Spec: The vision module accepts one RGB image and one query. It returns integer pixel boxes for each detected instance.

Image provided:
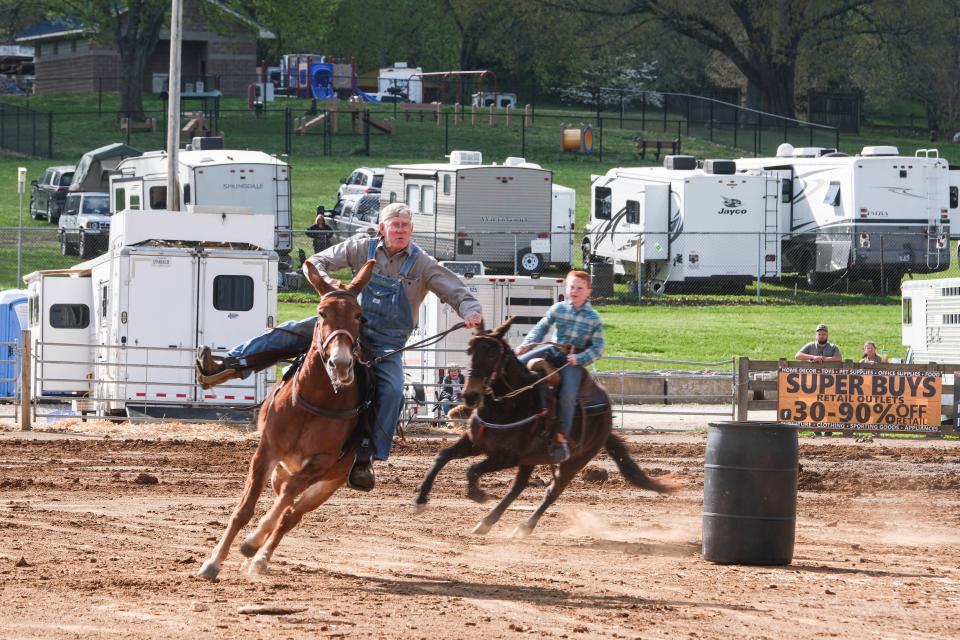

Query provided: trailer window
[406,183,435,214]
[213,275,254,311]
[595,187,612,220]
[114,188,125,212]
[625,200,639,224]
[781,179,793,203]
[49,304,90,329]
[101,285,108,318]
[951,186,958,209]
[149,186,166,209]
[183,184,191,205]
[129,194,141,210]
[443,174,451,195]
[902,297,912,325]
[824,181,841,207]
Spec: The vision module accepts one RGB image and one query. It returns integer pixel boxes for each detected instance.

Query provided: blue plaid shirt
[522,300,605,366]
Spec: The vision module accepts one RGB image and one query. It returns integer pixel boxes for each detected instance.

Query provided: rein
[358,322,466,366]
[470,334,575,402]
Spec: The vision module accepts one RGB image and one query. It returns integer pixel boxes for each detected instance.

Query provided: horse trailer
[380,151,574,274]
[736,145,951,290]
[902,277,960,364]
[25,209,278,416]
[403,273,565,415]
[583,156,781,293]
[110,147,293,268]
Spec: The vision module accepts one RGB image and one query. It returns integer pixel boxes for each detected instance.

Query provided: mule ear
[346,259,376,296]
[304,260,335,296]
[493,316,516,338]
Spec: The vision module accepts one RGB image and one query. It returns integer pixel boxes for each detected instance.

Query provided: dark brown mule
[415,317,678,538]
[198,259,376,580]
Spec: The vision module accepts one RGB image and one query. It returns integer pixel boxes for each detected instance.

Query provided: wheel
[805,264,826,289]
[580,238,593,266]
[78,232,93,259]
[517,248,545,275]
[29,197,41,220]
[59,232,72,256]
[46,201,57,224]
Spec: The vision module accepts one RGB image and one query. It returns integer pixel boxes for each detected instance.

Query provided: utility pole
[166,0,183,210]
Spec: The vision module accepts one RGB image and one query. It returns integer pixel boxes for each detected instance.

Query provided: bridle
[468,334,574,402]
[309,289,362,393]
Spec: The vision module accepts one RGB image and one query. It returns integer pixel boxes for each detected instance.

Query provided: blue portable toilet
[0,289,28,398]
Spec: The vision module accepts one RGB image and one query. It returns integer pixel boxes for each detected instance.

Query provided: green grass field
[0,92,951,365]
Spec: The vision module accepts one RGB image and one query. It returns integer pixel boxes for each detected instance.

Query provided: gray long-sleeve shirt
[305,234,483,327]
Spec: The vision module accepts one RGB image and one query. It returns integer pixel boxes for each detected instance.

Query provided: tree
[565,0,874,117]
[51,0,168,118]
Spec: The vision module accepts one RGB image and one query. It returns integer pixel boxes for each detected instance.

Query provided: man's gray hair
[379,202,413,223]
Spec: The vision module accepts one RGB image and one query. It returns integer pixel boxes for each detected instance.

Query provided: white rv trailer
[25,209,278,416]
[110,147,293,268]
[901,277,960,364]
[736,145,950,290]
[582,156,781,293]
[403,273,565,416]
[379,151,574,274]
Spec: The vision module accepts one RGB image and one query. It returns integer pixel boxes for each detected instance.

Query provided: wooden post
[454,102,461,125]
[19,329,30,431]
[735,356,750,422]
[505,105,512,126]
[524,104,531,127]
[471,105,477,126]
[436,102,442,126]
[488,104,495,126]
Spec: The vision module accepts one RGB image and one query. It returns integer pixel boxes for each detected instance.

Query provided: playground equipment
[270,55,382,103]
[560,123,594,154]
[182,111,214,137]
[294,99,394,135]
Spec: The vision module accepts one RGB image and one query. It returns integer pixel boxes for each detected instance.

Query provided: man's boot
[195,347,244,389]
[348,438,375,492]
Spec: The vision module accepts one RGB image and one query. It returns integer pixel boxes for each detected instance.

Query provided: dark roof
[15,18,84,43]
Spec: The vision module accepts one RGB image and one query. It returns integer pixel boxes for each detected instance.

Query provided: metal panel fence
[0,102,52,158]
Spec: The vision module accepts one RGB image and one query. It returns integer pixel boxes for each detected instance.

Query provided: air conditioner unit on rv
[449,150,483,165]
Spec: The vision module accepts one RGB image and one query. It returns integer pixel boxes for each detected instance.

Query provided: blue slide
[354,88,381,103]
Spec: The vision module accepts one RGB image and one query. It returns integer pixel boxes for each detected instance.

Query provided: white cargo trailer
[736,145,950,290]
[403,274,565,416]
[110,148,293,268]
[25,209,277,416]
[379,151,574,274]
[902,277,960,364]
[583,156,780,293]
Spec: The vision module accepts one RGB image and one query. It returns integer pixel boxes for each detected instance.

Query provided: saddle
[526,358,611,423]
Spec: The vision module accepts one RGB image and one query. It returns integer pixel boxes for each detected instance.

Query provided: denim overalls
[228,238,418,460]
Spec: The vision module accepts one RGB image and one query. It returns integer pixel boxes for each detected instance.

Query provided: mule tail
[604,434,679,494]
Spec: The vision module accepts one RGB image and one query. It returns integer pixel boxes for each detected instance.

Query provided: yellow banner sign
[777,367,942,432]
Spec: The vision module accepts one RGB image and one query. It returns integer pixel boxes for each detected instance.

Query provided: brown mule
[414,317,680,538]
[197,259,376,580]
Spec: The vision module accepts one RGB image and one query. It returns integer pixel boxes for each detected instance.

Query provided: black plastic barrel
[702,421,798,565]
[590,261,614,297]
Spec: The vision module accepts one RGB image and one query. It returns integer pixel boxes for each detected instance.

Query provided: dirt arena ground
[0,420,958,640]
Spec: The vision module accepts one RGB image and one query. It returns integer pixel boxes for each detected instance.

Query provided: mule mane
[471,332,537,388]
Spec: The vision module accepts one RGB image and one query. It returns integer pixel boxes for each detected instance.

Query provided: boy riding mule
[198,260,376,580]
[414,316,680,538]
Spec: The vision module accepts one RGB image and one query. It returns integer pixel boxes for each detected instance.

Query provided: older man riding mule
[198,260,375,580]
[414,317,679,538]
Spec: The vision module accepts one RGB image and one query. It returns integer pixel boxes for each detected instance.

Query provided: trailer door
[196,253,274,405]
[641,184,670,262]
[123,253,198,404]
[550,186,574,265]
[35,276,94,395]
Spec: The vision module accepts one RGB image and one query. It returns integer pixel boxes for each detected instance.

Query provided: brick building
[15,1,273,95]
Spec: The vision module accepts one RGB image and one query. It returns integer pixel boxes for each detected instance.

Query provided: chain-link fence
[0,102,52,158]
[5,225,947,299]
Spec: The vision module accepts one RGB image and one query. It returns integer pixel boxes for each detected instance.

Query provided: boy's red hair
[566,270,590,284]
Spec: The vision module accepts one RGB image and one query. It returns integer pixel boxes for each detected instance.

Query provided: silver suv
[58,192,111,259]
[337,167,384,200]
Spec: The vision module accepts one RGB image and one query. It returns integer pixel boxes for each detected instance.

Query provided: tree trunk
[119,46,150,119]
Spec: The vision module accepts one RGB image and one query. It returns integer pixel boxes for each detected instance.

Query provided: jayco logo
[718,196,747,215]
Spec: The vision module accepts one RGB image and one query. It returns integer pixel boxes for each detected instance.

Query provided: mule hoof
[197,560,220,581]
[413,499,428,514]
[471,521,492,536]
[511,524,533,539]
[239,540,259,558]
[467,489,490,504]
[247,557,269,576]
